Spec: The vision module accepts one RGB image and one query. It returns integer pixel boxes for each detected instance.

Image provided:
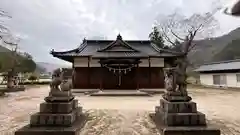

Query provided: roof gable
[97,34,139,52]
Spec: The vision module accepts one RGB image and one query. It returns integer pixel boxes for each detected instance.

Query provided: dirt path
[0,86,240,135]
[79,110,160,135]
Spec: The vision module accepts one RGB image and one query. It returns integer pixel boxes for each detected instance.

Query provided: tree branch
[188,43,197,52]
[170,30,185,41]
[159,26,177,46]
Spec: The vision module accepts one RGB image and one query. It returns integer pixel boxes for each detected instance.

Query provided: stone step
[40,99,78,113]
[158,99,197,113]
[72,89,99,94]
[162,127,220,135]
[15,115,87,135]
[149,113,220,135]
[89,91,150,97]
[155,109,206,126]
[30,107,82,126]
[139,89,165,94]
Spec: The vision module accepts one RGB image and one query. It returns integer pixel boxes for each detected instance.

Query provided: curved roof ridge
[97,35,140,52]
[50,39,87,55]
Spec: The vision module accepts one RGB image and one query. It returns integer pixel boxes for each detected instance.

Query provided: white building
[195,59,240,88]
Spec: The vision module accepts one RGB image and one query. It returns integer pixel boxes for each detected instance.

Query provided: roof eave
[51,54,74,63]
[50,39,88,56]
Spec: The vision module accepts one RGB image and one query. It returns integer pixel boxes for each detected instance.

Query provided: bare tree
[5,37,21,88]
[0,9,11,40]
[154,7,220,95]
[0,9,23,88]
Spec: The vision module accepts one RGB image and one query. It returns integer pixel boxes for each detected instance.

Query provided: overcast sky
[0,0,240,65]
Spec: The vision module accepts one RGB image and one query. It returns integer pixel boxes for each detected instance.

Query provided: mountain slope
[36,62,71,73]
[213,39,240,61]
[189,27,240,67]
[0,45,37,73]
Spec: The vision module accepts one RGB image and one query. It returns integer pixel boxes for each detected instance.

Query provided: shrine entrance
[99,59,141,90]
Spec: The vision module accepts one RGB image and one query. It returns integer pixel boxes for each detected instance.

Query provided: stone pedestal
[162,91,192,102]
[15,91,86,135]
[150,98,221,135]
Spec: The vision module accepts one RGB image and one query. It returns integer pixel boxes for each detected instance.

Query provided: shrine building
[50,34,181,90]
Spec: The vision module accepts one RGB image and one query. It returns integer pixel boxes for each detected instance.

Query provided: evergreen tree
[149,26,166,49]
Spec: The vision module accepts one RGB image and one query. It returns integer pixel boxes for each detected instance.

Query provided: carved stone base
[15,115,87,135]
[155,99,206,126]
[158,99,197,113]
[40,99,78,113]
[163,91,192,102]
[150,113,221,135]
[150,99,220,135]
[44,94,74,102]
[30,107,82,126]
[155,108,206,126]
[48,90,73,97]
[15,92,87,135]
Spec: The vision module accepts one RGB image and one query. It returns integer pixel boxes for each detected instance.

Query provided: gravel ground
[0,86,240,135]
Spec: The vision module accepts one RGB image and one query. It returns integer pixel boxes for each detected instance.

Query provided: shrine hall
[50,34,181,90]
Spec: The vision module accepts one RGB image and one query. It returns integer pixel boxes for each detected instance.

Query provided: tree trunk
[175,55,189,95]
[7,76,14,88]
[7,69,15,89]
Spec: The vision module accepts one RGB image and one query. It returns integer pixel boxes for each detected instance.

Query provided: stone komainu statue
[50,68,63,91]
[175,58,188,95]
[164,68,177,92]
[60,78,72,91]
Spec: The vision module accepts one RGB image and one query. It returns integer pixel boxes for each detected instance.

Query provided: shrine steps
[89,90,151,97]
[72,89,165,95]
[139,89,165,94]
[72,89,99,94]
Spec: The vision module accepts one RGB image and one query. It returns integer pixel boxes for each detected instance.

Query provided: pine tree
[149,26,166,49]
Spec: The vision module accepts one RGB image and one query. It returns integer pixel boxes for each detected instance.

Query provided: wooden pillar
[136,63,139,90]
[71,63,75,89]
[148,57,151,87]
[99,64,103,90]
[88,57,90,88]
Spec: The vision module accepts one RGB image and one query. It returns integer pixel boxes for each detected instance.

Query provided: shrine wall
[73,57,164,67]
[139,58,164,67]
[73,58,101,67]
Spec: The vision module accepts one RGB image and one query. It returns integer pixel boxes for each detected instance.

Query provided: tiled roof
[51,35,181,60]
[195,59,240,72]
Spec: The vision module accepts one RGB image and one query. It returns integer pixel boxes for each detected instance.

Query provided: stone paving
[0,86,240,135]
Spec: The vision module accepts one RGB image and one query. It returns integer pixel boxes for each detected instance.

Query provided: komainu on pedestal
[150,67,221,135]
[15,68,87,135]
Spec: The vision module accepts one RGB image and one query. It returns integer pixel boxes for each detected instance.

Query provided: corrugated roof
[195,59,240,72]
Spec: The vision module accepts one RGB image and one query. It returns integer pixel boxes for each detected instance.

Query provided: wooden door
[150,67,164,88]
[119,68,137,89]
[102,68,118,89]
[102,67,137,90]
[74,67,89,89]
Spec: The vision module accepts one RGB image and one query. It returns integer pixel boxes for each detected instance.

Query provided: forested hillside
[189,27,240,67]
[0,45,37,73]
